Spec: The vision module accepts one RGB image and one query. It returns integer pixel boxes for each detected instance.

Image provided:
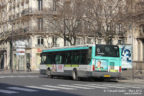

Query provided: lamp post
[10,21,13,72]
[131,0,134,80]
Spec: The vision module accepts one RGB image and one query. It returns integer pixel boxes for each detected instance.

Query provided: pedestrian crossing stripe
[26,86,58,91]
[0,89,18,94]
[43,85,75,90]
[73,84,108,89]
[87,84,126,89]
[8,87,38,92]
[88,84,143,89]
[58,84,94,89]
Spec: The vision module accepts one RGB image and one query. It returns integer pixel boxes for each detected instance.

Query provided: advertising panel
[95,60,108,71]
[119,45,132,69]
[56,64,64,72]
[52,64,64,72]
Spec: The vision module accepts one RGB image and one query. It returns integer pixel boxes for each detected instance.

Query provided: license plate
[104,75,111,77]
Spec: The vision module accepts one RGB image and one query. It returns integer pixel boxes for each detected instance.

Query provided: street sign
[16,49,25,56]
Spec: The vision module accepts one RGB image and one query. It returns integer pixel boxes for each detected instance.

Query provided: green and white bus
[40,44,121,80]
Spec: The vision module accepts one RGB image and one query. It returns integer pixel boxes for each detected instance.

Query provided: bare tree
[48,0,85,45]
[84,0,128,44]
[48,0,128,45]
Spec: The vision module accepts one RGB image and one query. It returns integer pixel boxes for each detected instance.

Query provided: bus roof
[42,44,94,53]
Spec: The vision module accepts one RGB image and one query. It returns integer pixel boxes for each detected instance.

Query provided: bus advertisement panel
[95,60,108,72]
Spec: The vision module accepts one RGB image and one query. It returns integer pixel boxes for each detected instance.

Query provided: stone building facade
[0,0,143,72]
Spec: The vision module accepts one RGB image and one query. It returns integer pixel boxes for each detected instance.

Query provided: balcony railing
[9,25,54,36]
[21,8,51,16]
[21,8,60,17]
[35,44,46,48]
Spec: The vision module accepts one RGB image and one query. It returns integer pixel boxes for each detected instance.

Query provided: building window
[66,41,70,46]
[116,24,122,35]
[87,38,92,44]
[118,40,122,45]
[38,18,43,31]
[118,39,124,45]
[53,0,57,11]
[76,38,81,45]
[142,25,144,33]
[98,39,102,44]
[140,25,144,34]
[38,0,43,11]
[53,36,59,47]
[37,37,44,46]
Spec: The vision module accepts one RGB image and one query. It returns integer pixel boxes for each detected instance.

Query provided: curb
[118,79,144,84]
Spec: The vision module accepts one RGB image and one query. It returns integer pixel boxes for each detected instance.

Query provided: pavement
[0,74,144,96]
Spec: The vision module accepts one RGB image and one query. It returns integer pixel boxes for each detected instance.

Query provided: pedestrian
[27,62,31,72]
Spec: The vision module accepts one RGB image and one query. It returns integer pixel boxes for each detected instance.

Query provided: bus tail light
[119,66,122,72]
[92,65,95,71]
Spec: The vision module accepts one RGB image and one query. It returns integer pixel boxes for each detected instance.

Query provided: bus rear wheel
[72,70,78,80]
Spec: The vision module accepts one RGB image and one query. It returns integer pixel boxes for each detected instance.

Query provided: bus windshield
[96,45,119,57]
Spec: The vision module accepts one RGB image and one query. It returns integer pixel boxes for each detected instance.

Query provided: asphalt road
[0,74,144,96]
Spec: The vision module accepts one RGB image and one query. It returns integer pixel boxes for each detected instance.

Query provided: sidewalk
[0,70,39,75]
[118,79,144,84]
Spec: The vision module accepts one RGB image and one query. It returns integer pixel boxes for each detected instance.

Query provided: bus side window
[70,50,80,64]
[46,54,52,64]
[75,54,80,64]
[65,52,71,64]
[80,50,87,64]
[52,53,56,64]
[61,51,65,64]
[79,53,82,64]
[55,54,63,64]
[71,51,75,64]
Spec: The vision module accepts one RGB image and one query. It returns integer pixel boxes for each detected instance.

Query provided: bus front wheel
[72,70,78,80]
[46,69,52,78]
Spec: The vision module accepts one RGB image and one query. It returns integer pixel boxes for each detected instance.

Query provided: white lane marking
[105,84,142,89]
[8,87,38,92]
[0,89,18,94]
[26,86,58,91]
[88,84,141,89]
[129,87,141,89]
[88,84,126,88]
[43,85,75,90]
[73,84,108,89]
[58,85,93,89]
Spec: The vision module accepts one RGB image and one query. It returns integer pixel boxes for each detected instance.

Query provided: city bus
[40,44,121,80]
